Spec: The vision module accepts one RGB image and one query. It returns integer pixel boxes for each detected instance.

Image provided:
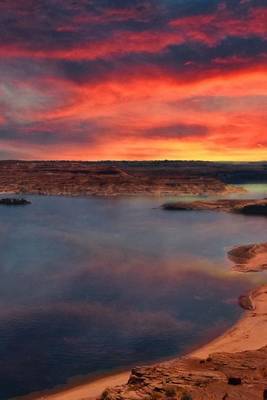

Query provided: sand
[191,284,267,358]
[192,244,267,358]
[21,372,130,400]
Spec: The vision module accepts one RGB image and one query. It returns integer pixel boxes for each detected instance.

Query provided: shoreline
[15,371,131,400]
[18,242,267,400]
[1,187,243,199]
[190,243,267,358]
[191,284,267,358]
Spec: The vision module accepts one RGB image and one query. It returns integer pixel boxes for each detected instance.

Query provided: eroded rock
[228,243,267,273]
[100,347,267,400]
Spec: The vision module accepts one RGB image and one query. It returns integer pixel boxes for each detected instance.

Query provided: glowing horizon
[0,0,266,161]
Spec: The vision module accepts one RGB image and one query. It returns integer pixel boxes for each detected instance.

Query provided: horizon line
[0,159,267,164]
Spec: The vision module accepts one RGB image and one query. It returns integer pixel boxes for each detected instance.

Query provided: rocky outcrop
[162,199,267,216]
[101,347,267,400]
[238,203,267,216]
[162,199,249,212]
[0,198,31,205]
[228,243,267,272]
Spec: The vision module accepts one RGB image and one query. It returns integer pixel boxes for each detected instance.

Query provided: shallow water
[0,187,267,399]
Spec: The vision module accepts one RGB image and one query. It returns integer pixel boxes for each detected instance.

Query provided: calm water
[0,187,267,399]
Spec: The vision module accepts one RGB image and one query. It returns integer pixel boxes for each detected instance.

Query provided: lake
[0,186,267,399]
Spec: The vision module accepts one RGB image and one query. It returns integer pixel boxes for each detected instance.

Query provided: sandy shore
[23,242,267,400]
[192,243,267,358]
[191,284,267,358]
[23,372,130,400]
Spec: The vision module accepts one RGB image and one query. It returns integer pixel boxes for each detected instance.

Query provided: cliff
[0,160,255,197]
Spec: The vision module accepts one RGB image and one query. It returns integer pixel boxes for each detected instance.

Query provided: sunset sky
[0,0,266,161]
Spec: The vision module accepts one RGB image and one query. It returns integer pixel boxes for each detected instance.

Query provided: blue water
[0,188,266,399]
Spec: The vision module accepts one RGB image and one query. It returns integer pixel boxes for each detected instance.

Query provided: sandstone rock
[100,347,267,400]
[162,199,267,217]
[228,243,267,273]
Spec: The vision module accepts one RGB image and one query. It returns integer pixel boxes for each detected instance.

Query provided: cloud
[141,123,209,139]
[0,0,266,160]
[172,95,267,113]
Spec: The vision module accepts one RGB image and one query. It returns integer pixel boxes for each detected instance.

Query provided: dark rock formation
[162,199,267,217]
[162,199,250,212]
[238,203,267,216]
[238,294,255,311]
[0,198,31,205]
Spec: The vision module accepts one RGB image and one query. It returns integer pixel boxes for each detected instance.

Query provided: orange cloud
[0,1,266,160]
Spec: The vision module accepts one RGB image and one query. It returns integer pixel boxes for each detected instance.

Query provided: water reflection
[233,183,267,199]
[0,194,266,399]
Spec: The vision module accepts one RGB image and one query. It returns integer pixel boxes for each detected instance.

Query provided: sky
[0,0,266,161]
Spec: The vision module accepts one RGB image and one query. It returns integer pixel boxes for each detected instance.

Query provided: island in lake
[162,198,267,216]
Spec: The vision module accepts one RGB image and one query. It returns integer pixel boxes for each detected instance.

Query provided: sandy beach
[24,241,267,400]
[24,372,130,400]
[191,284,267,358]
[192,243,267,357]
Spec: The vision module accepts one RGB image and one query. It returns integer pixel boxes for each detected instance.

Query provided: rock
[228,377,242,385]
[0,198,31,205]
[162,203,195,211]
[162,199,267,217]
[237,203,267,216]
[100,347,267,400]
[228,243,267,273]
[162,199,249,212]
[238,295,255,310]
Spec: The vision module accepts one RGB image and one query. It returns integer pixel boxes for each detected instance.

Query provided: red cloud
[0,30,184,61]
[0,2,266,161]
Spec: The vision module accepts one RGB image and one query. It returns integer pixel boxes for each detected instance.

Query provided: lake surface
[0,186,267,399]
